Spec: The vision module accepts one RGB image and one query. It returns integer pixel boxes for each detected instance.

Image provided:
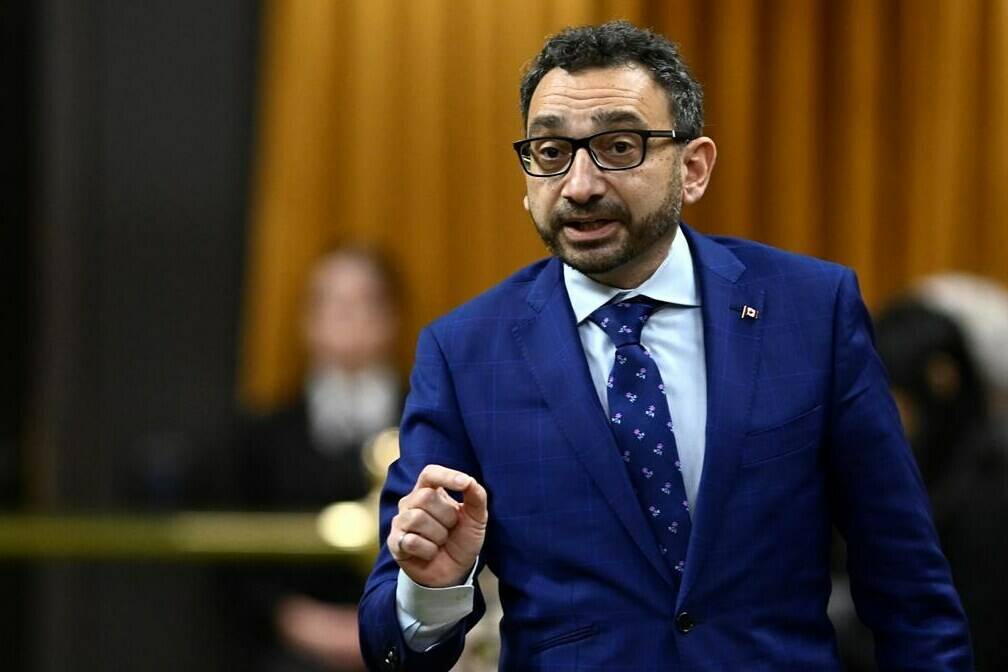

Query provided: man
[358,22,972,671]
[235,248,400,672]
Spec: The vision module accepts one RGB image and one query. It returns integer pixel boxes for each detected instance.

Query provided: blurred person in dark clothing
[874,299,1008,670]
[233,247,401,672]
[915,273,1008,436]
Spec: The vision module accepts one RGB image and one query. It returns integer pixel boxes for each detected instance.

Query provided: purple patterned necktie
[589,297,692,575]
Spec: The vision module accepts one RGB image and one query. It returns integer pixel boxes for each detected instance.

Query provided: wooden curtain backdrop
[240,0,1008,410]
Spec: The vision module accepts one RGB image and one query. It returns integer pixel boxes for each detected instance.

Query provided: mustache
[548,201,630,228]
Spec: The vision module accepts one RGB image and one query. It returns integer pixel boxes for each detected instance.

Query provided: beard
[531,180,683,277]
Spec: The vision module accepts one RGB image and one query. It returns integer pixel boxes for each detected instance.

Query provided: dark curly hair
[519,21,704,138]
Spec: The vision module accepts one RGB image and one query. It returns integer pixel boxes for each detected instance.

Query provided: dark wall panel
[32,1,261,670]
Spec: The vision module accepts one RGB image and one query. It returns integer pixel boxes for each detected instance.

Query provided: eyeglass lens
[521,131,645,175]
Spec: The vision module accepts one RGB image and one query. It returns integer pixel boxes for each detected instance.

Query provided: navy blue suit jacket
[359,224,972,671]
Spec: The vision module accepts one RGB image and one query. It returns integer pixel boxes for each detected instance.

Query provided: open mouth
[567,219,610,231]
[563,219,620,241]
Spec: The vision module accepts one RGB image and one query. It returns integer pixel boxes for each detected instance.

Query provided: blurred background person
[873,296,1008,670]
[876,299,991,486]
[831,291,1008,670]
[914,273,1008,437]
[231,247,401,672]
[826,296,1008,672]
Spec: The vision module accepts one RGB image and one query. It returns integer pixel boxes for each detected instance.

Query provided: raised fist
[388,465,488,588]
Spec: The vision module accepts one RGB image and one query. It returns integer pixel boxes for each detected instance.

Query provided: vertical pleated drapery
[240,0,1008,409]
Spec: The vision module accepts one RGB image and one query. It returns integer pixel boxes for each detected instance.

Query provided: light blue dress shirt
[564,228,707,510]
[396,228,708,651]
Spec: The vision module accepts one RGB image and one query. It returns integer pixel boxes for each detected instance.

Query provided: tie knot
[588,297,661,347]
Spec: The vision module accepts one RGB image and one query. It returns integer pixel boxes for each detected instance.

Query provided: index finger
[415,464,475,493]
[461,478,488,522]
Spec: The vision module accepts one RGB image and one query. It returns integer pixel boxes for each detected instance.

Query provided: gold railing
[0,508,373,570]
[0,429,401,570]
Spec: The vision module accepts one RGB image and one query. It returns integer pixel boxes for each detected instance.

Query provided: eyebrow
[591,109,648,128]
[526,109,651,137]
[527,114,564,136]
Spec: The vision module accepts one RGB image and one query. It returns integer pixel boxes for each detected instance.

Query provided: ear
[680,137,717,205]
[523,194,530,211]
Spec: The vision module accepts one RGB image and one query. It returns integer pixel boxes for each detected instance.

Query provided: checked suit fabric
[589,296,692,575]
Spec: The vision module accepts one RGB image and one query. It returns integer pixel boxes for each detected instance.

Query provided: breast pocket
[742,404,824,466]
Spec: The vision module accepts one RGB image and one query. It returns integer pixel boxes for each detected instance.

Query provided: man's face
[523,64,685,287]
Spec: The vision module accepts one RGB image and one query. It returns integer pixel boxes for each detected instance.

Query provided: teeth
[571,220,606,231]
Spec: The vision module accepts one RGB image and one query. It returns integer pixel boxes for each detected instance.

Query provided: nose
[560,147,607,204]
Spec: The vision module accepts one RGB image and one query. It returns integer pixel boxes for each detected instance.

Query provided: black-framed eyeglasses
[512,129,694,177]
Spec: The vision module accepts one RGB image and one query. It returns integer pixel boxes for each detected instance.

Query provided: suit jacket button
[675,611,695,634]
[381,645,400,670]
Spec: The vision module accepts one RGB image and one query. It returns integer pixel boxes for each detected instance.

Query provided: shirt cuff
[395,563,477,652]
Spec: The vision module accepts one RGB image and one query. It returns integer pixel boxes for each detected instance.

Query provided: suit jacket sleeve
[358,325,487,671]
[827,270,973,670]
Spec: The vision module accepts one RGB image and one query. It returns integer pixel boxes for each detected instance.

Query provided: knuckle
[416,488,437,508]
[387,533,401,555]
[439,504,459,525]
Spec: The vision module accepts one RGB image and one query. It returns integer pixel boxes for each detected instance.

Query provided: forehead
[526,64,672,133]
[311,255,383,294]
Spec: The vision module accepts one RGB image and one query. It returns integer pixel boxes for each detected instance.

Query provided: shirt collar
[564,226,701,324]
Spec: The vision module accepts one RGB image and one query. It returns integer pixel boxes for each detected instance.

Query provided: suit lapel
[676,224,764,607]
[512,226,765,597]
[513,259,677,589]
